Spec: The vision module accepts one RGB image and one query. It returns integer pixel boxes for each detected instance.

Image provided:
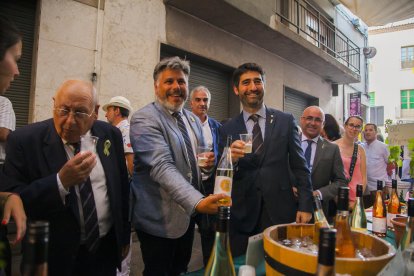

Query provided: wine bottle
[372,180,387,237]
[22,221,49,276]
[313,195,330,244]
[350,184,367,232]
[316,228,336,276]
[387,179,400,228]
[400,198,414,250]
[214,136,233,206]
[334,187,355,258]
[205,206,236,276]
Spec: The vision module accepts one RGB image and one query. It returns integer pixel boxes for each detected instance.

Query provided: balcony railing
[275,0,360,74]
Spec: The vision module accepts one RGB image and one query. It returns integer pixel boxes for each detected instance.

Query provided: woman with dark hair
[0,16,27,275]
[321,113,341,141]
[335,115,367,208]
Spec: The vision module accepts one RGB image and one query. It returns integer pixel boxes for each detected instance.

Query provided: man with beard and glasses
[129,56,226,275]
[219,63,313,256]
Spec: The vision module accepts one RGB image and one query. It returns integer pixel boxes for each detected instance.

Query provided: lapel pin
[104,140,111,156]
[270,114,274,124]
[190,116,195,122]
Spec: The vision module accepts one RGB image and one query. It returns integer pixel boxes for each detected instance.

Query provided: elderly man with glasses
[0,80,130,276]
[293,106,347,220]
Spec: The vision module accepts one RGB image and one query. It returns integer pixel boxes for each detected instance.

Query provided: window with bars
[369,92,375,107]
[401,89,414,110]
[401,46,414,69]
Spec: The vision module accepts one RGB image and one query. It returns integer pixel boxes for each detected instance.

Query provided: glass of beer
[80,135,99,154]
[239,134,253,153]
[197,146,211,168]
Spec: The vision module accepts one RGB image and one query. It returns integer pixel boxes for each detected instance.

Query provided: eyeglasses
[54,108,94,120]
[347,123,362,130]
[301,116,323,124]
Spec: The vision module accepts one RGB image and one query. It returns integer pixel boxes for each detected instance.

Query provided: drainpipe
[92,0,103,84]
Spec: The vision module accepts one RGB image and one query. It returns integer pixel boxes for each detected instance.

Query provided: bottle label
[387,213,397,227]
[372,217,387,233]
[214,176,232,197]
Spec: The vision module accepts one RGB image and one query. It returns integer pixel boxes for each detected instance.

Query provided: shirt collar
[242,105,266,124]
[301,133,319,143]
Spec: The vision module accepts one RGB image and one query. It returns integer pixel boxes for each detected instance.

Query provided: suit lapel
[43,120,68,177]
[312,137,324,174]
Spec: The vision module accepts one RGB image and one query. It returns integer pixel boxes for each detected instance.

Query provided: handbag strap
[347,143,359,182]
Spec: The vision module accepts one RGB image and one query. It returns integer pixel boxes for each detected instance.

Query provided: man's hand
[195,194,229,214]
[202,152,215,169]
[296,211,312,223]
[230,140,245,163]
[58,151,97,189]
[292,186,298,198]
[121,244,130,260]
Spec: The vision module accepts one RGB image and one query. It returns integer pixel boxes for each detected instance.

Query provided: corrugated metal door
[284,89,309,123]
[0,0,37,127]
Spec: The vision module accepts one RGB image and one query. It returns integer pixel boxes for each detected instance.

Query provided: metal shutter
[284,89,309,122]
[0,0,37,127]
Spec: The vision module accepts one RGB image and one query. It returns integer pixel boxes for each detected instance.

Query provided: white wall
[369,26,414,123]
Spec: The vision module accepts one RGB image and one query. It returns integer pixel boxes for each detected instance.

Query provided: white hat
[102,96,133,112]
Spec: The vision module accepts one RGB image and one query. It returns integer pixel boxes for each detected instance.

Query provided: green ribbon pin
[104,140,111,156]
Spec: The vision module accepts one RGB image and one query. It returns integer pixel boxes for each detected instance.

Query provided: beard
[157,90,187,112]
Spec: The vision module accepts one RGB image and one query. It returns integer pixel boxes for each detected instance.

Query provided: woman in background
[335,115,367,208]
[321,113,341,141]
[0,16,27,275]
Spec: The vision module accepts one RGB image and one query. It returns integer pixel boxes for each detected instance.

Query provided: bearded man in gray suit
[129,56,226,275]
[295,106,347,218]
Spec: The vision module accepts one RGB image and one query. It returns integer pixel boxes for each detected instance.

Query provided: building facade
[369,19,414,127]
[1,0,367,126]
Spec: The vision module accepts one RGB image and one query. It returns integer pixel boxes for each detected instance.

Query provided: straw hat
[102,96,133,112]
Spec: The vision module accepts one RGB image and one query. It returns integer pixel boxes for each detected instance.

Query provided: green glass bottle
[204,206,236,276]
[400,198,414,250]
[350,184,367,232]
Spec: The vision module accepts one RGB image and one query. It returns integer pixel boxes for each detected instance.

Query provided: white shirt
[0,96,16,163]
[57,131,112,239]
[242,105,266,138]
[201,117,213,151]
[116,119,133,154]
[362,139,389,192]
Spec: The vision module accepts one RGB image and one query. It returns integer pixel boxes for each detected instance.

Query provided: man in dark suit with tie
[189,85,221,265]
[220,63,313,256]
[0,80,130,275]
[295,106,347,219]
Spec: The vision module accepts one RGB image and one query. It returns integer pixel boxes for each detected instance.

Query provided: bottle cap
[377,180,383,191]
[356,184,363,197]
[392,179,397,189]
[337,187,349,211]
[407,198,414,217]
[318,228,336,266]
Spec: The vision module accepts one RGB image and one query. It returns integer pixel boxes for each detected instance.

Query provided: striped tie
[172,112,199,188]
[250,114,264,154]
[73,143,100,252]
[304,140,313,169]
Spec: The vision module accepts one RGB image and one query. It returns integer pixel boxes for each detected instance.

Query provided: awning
[338,0,414,26]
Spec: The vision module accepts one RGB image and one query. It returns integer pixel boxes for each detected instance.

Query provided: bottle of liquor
[334,187,355,258]
[387,179,401,228]
[22,221,49,276]
[313,195,330,244]
[214,136,233,206]
[372,180,387,237]
[400,198,414,250]
[205,206,236,276]
[350,184,367,232]
[316,228,337,276]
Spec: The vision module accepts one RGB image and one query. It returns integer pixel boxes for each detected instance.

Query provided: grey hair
[153,56,190,81]
[190,85,211,101]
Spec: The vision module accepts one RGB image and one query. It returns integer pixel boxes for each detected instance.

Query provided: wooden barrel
[263,224,395,276]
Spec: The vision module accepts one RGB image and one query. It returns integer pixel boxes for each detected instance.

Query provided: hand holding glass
[239,134,253,153]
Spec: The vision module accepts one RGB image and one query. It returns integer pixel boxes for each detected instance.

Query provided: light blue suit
[129,101,205,238]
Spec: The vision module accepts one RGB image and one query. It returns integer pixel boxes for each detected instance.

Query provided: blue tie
[304,140,313,169]
[173,112,199,188]
[73,143,100,252]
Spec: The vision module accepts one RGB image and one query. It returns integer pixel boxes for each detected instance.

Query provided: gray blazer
[311,137,347,213]
[129,101,205,238]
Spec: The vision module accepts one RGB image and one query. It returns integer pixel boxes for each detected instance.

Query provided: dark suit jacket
[0,119,130,275]
[219,107,313,233]
[208,117,221,163]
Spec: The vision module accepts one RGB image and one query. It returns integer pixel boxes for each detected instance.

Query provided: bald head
[53,80,99,143]
[300,106,325,139]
